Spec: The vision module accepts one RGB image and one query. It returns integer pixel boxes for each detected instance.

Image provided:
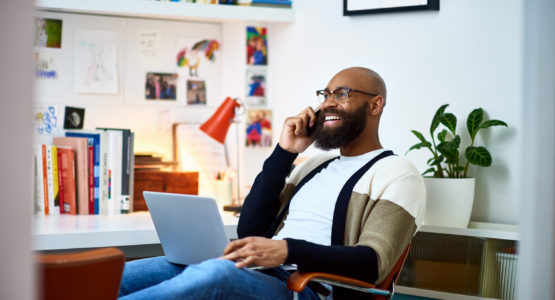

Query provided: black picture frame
[343,0,439,16]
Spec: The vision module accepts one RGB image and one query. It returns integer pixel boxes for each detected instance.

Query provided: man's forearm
[285,238,379,283]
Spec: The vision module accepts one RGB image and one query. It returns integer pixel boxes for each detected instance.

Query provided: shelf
[35,0,295,23]
[419,222,519,241]
[396,286,500,300]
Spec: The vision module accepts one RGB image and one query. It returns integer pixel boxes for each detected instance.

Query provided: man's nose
[321,96,339,109]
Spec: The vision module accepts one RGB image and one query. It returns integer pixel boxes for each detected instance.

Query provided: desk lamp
[200,97,244,212]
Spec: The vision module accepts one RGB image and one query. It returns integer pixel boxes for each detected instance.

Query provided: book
[95,130,122,215]
[56,148,65,213]
[128,133,135,213]
[66,131,102,214]
[34,145,46,214]
[53,137,89,215]
[41,145,49,214]
[109,130,123,215]
[97,128,134,214]
[45,145,60,214]
[57,146,77,214]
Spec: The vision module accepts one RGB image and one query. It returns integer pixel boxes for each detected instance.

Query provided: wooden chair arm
[287,271,376,293]
[36,247,125,267]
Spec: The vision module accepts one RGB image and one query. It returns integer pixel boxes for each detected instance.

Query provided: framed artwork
[343,0,439,15]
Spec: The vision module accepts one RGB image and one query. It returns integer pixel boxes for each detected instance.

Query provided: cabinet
[133,171,198,211]
[397,223,519,300]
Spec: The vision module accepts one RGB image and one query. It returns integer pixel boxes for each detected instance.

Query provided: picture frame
[343,0,439,16]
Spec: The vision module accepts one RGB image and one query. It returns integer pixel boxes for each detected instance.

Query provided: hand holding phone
[305,108,320,137]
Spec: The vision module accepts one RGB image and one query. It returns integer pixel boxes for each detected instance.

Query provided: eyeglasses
[315,87,377,104]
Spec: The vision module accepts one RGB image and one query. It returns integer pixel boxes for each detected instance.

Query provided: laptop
[144,191,230,265]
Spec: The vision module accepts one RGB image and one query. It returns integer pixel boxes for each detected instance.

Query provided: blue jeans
[118,257,321,300]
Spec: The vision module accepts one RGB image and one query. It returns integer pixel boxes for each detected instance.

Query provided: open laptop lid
[144,191,229,265]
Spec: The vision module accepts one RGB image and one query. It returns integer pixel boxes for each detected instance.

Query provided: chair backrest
[376,243,411,292]
[36,247,125,300]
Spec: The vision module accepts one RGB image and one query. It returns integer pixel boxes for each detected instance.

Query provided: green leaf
[430,104,449,136]
[411,130,429,144]
[428,156,444,166]
[465,146,492,167]
[440,113,457,135]
[480,119,508,129]
[422,167,436,176]
[437,135,461,164]
[406,142,432,154]
[437,129,448,143]
[467,108,484,139]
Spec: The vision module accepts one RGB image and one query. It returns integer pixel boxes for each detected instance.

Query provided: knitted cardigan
[238,145,426,297]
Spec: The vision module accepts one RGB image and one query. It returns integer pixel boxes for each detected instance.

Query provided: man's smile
[323,114,342,126]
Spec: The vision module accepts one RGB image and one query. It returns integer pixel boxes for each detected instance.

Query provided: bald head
[332,67,387,104]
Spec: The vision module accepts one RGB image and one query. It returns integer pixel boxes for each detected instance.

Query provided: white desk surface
[32,211,239,251]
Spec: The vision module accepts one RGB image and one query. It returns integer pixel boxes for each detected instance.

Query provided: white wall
[1,1,35,299]
[34,0,524,225]
[262,0,523,225]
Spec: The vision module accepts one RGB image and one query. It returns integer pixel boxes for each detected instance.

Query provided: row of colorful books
[157,0,292,8]
[34,128,134,215]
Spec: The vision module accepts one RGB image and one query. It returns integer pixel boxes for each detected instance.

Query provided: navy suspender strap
[264,156,340,238]
[331,150,395,245]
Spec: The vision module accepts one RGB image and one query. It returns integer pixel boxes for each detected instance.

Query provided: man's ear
[369,96,385,116]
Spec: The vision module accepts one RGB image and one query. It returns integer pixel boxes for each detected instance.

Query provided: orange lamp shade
[200,97,241,144]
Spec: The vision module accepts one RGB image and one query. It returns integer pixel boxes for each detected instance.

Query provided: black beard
[313,103,369,150]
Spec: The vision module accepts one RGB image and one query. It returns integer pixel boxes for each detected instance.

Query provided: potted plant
[407,104,507,228]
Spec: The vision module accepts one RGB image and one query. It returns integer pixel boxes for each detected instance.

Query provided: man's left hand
[222,237,288,268]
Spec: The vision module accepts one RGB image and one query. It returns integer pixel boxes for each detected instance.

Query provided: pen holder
[213,180,232,211]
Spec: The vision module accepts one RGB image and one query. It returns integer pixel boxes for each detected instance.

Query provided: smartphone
[306,108,320,137]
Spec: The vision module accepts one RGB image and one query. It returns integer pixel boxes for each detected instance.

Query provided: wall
[1,1,35,299]
[262,0,523,225]
[34,0,523,225]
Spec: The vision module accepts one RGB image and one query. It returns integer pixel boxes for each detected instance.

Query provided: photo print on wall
[246,26,267,66]
[246,109,272,148]
[35,18,62,48]
[145,72,177,100]
[245,68,267,107]
[187,79,207,105]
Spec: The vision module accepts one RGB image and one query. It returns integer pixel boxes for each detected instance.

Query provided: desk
[32,211,239,258]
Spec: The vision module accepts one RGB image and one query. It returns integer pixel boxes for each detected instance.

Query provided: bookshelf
[35,0,295,23]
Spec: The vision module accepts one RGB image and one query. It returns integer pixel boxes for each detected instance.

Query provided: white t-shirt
[273,148,387,246]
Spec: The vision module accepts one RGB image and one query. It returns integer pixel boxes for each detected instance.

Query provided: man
[118,67,426,300]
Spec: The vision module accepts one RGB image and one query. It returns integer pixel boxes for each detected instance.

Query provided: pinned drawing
[33,105,61,135]
[176,39,220,77]
[75,29,118,94]
[35,52,58,79]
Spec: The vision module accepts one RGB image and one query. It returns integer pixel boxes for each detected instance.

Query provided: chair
[287,243,411,300]
[36,247,125,300]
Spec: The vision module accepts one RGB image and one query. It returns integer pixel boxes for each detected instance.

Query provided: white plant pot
[423,177,476,228]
